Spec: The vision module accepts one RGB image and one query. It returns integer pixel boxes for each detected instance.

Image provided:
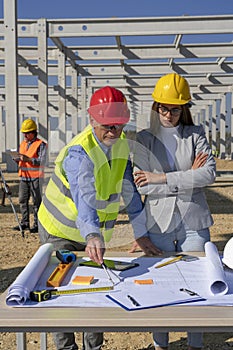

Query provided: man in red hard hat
[38,86,161,350]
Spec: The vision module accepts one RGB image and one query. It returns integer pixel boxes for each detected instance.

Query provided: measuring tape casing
[30,289,52,302]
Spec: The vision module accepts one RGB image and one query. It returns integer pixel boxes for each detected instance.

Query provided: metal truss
[1,1,233,159]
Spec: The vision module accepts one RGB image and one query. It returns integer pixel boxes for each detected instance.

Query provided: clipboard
[106,286,205,311]
[6,150,22,158]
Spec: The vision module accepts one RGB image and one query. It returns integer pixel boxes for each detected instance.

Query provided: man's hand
[20,154,32,163]
[130,237,163,256]
[85,236,105,264]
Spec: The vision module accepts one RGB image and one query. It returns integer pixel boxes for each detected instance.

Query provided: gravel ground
[0,158,233,349]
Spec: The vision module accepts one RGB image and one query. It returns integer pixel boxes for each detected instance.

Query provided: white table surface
[1,251,233,333]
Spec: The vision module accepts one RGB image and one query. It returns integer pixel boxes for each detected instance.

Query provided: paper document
[5,241,233,309]
[6,150,22,158]
[6,243,53,305]
[106,285,204,311]
[204,241,228,296]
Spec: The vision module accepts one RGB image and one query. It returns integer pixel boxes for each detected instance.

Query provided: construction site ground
[0,158,233,349]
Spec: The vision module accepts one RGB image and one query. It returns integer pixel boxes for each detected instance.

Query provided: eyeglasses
[100,124,125,131]
[158,105,182,117]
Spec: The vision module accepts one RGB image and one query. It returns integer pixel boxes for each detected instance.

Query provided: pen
[180,288,198,296]
[127,294,141,307]
[155,255,183,268]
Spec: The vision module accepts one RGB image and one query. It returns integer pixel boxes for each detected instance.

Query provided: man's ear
[90,117,95,127]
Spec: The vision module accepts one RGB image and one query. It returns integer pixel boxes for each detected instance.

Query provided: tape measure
[30,285,114,302]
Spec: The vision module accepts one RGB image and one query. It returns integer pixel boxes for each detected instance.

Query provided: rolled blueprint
[6,243,54,305]
[205,241,228,296]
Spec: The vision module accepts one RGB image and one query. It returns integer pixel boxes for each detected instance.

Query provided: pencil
[155,255,183,268]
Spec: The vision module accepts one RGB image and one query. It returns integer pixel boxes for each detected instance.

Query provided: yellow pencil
[155,255,183,268]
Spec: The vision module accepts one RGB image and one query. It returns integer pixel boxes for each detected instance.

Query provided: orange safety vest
[18,139,45,179]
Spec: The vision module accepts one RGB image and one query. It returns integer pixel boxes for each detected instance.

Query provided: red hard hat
[88,86,130,125]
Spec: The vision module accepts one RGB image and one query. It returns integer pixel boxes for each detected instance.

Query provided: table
[1,251,233,349]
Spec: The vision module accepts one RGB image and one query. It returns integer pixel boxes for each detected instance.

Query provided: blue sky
[0,0,233,19]
[0,1,232,130]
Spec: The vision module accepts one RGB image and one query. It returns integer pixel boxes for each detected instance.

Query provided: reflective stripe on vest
[38,126,129,243]
[18,139,45,178]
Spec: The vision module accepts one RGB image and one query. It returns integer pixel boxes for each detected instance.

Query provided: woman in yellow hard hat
[132,73,216,350]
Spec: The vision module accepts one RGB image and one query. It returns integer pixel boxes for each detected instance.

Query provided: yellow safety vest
[38,125,129,242]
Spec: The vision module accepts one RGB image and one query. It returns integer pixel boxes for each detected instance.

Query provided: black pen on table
[127,294,141,307]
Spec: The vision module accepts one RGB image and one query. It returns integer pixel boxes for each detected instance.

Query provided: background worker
[38,86,161,350]
[132,73,216,350]
[13,119,47,233]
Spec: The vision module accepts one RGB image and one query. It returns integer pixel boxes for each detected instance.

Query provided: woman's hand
[134,170,167,187]
[128,241,142,253]
[129,237,163,256]
[192,152,208,170]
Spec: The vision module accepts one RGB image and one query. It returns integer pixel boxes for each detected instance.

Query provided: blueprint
[6,242,233,309]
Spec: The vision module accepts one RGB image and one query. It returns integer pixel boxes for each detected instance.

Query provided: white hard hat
[222,237,233,269]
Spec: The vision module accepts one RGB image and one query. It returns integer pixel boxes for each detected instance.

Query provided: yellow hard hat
[20,119,37,133]
[152,73,191,105]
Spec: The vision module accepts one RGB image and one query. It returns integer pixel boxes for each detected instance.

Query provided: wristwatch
[85,232,104,242]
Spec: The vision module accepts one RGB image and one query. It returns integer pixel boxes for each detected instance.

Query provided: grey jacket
[133,124,216,234]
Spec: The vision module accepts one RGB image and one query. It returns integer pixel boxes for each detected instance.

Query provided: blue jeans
[149,212,210,348]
